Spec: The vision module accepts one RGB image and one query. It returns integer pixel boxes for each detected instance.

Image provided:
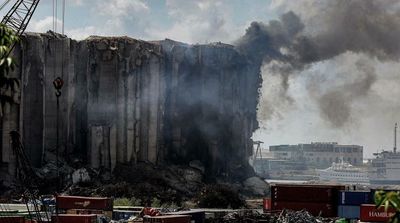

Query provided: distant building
[269,142,363,168]
[252,157,308,178]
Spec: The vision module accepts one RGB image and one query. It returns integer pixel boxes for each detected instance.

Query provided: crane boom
[1,0,40,37]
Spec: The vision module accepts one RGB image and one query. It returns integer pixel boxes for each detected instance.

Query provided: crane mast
[1,0,40,37]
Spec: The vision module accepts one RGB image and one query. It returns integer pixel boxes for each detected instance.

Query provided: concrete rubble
[218,210,336,223]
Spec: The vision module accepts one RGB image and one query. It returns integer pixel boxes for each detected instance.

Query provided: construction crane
[1,0,40,53]
[1,0,66,188]
[0,2,56,222]
[1,0,40,36]
[0,0,41,186]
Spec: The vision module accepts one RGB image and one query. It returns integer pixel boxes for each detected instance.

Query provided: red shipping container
[271,185,340,203]
[66,209,113,219]
[271,201,337,217]
[360,204,396,222]
[0,216,24,223]
[56,195,113,211]
[143,215,191,223]
[263,198,271,211]
[275,184,345,190]
[51,214,97,223]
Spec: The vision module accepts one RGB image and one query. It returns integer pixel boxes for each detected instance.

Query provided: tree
[374,190,400,223]
[0,23,19,115]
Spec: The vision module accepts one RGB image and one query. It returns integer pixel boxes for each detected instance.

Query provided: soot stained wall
[1,33,261,181]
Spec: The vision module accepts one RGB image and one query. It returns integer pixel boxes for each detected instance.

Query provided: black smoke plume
[235,0,400,127]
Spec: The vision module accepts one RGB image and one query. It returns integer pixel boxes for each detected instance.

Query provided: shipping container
[66,209,112,219]
[337,205,360,219]
[273,184,346,190]
[271,201,336,217]
[263,198,271,212]
[165,211,205,223]
[271,185,341,203]
[112,210,137,221]
[360,204,396,222]
[0,216,24,223]
[339,191,372,205]
[0,204,35,212]
[56,195,113,211]
[143,215,191,223]
[51,214,97,223]
[0,210,19,215]
[113,206,144,211]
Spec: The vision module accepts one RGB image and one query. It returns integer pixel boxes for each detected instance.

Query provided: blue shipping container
[112,210,137,220]
[339,191,372,205]
[166,210,205,223]
[338,205,360,219]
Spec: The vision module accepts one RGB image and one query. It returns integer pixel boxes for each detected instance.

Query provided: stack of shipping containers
[143,215,192,223]
[54,195,113,223]
[264,185,399,222]
[338,191,371,219]
[269,184,345,217]
[0,216,25,223]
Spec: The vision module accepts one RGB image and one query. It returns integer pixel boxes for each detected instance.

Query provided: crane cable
[61,0,65,80]
[55,0,57,33]
[52,0,56,80]
[62,0,65,35]
[51,0,66,79]
[52,0,56,34]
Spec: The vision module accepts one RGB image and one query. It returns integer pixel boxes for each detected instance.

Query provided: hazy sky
[2,0,399,158]
[22,0,278,42]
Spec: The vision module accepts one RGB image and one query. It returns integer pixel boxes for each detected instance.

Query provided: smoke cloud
[236,0,400,127]
[317,59,377,127]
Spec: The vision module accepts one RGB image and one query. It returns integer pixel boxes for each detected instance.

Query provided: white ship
[369,151,400,185]
[318,161,370,184]
[369,123,400,185]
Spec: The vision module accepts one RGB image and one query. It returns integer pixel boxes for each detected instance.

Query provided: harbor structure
[269,142,363,168]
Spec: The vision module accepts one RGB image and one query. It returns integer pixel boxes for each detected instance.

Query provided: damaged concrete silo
[0,33,261,185]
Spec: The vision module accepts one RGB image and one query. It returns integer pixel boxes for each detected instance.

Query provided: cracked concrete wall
[84,37,164,168]
[160,40,260,178]
[1,33,261,182]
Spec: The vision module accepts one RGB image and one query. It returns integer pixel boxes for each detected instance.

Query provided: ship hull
[369,179,400,185]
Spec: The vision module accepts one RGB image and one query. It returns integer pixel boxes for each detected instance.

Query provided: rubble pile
[60,164,198,205]
[216,210,336,223]
[197,184,244,209]
[62,163,264,207]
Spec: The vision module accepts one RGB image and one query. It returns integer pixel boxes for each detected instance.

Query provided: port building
[269,142,363,168]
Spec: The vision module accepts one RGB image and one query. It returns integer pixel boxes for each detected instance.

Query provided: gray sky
[2,0,399,158]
